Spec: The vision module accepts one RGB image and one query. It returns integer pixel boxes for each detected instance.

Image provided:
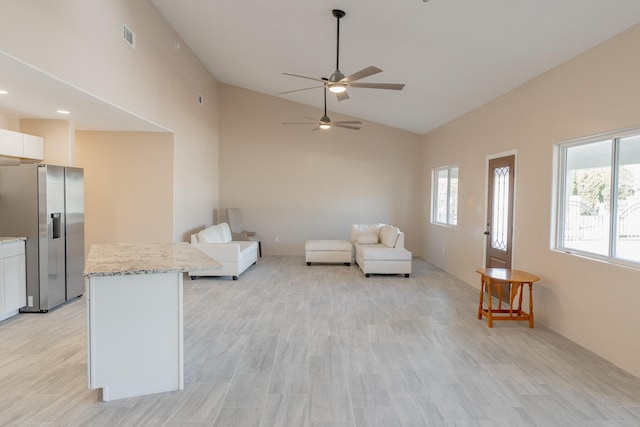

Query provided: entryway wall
[421,24,640,379]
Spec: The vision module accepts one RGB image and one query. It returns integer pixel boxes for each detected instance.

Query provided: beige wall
[75,131,173,250]
[20,119,75,166]
[219,84,423,256]
[422,24,640,378]
[0,0,219,242]
[0,113,20,131]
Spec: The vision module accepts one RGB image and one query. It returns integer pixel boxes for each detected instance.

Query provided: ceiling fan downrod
[320,86,331,128]
[330,9,346,84]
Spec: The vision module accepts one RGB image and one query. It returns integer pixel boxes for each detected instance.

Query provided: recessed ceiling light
[57,110,70,115]
[0,90,8,95]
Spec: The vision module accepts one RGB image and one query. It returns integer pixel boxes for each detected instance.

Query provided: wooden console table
[476,268,540,328]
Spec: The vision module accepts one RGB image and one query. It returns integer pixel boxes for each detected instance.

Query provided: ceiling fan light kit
[283,87,362,132]
[319,122,331,130]
[329,83,347,94]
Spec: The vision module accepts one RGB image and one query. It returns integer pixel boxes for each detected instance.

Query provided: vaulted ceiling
[151,0,640,134]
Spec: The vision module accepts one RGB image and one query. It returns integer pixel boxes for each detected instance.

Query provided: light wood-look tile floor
[1,256,639,426]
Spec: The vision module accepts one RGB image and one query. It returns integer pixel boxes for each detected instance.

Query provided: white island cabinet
[84,243,221,401]
[0,237,26,322]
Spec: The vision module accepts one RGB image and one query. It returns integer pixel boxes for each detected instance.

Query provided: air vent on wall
[122,23,136,48]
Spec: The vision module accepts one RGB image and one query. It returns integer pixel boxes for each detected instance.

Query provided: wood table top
[476,268,540,283]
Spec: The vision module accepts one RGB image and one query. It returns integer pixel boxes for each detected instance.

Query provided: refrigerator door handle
[50,213,62,239]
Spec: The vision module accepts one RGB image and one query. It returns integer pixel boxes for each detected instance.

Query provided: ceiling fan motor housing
[329,70,345,83]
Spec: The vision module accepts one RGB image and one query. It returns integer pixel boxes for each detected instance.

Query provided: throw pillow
[379,225,400,248]
[358,232,379,244]
[198,223,232,243]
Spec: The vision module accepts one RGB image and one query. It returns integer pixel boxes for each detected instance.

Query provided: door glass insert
[491,166,510,252]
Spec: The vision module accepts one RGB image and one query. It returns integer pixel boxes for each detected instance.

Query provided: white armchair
[189,222,258,280]
[227,208,262,257]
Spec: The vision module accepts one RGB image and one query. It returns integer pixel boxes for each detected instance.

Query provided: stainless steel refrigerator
[0,164,84,312]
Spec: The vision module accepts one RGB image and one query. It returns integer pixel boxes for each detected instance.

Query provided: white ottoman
[305,240,353,266]
[355,245,412,278]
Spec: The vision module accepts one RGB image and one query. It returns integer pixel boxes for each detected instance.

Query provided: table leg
[508,282,514,317]
[528,282,534,328]
[517,283,524,313]
[478,277,485,320]
[487,281,493,328]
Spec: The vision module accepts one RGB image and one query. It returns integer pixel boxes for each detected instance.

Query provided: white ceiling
[151,0,640,135]
[0,51,167,132]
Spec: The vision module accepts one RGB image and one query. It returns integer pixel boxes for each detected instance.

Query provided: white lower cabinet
[0,241,27,322]
[87,272,184,401]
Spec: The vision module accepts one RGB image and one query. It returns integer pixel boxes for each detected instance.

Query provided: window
[432,165,458,226]
[556,130,640,266]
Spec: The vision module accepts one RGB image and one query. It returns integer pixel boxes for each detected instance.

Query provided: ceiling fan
[282,86,362,131]
[279,9,405,102]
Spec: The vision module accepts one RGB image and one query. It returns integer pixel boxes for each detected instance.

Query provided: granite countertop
[84,242,222,277]
[0,237,26,245]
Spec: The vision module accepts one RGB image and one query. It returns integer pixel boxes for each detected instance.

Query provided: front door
[485,155,515,270]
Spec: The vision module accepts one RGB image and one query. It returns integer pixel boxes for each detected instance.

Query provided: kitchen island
[84,242,221,401]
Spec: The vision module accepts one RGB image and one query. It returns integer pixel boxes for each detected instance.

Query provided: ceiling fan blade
[304,116,320,122]
[333,123,361,130]
[349,82,405,90]
[334,120,362,125]
[312,127,322,132]
[336,91,350,102]
[282,73,326,83]
[343,66,383,83]
[282,122,315,125]
[277,85,324,95]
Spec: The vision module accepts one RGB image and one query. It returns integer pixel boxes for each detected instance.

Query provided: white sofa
[351,224,412,277]
[189,223,258,280]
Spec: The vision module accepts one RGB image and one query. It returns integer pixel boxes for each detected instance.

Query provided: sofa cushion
[351,224,385,243]
[379,225,400,248]
[198,223,232,243]
[305,240,353,251]
[357,232,379,245]
[358,245,412,261]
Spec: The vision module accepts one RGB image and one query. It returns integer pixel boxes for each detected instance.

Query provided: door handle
[483,223,490,236]
[51,213,62,239]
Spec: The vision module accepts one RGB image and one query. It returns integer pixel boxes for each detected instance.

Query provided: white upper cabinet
[0,129,24,158]
[22,133,44,160]
[0,128,44,161]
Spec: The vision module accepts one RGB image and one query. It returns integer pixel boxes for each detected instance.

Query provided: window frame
[431,164,459,227]
[555,127,640,269]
